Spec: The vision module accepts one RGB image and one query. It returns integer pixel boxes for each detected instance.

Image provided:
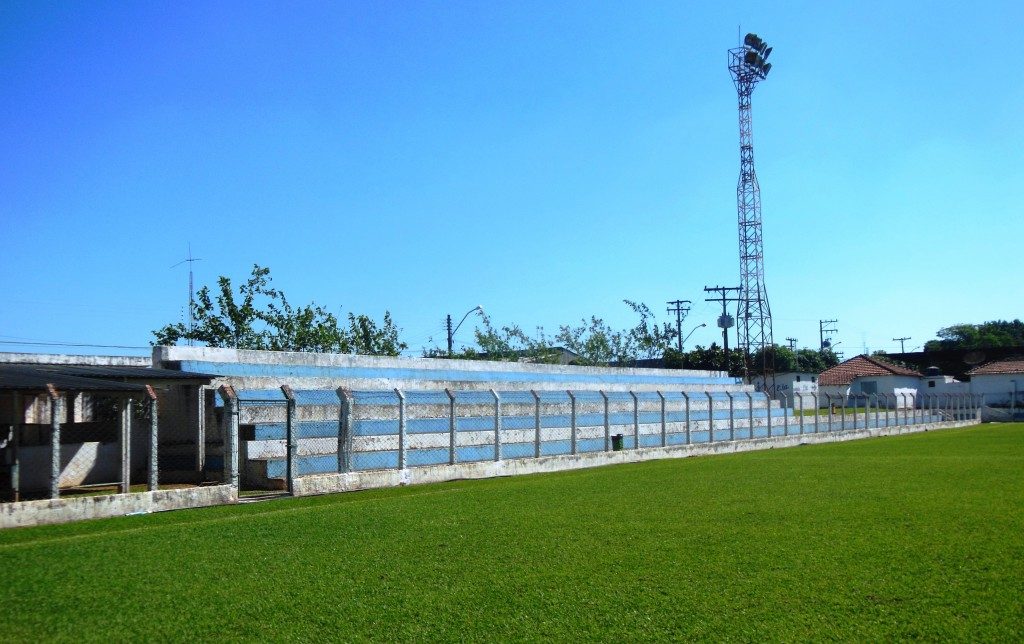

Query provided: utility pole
[446,315,453,356]
[666,300,691,353]
[819,319,838,351]
[785,337,797,350]
[892,336,911,353]
[704,286,741,374]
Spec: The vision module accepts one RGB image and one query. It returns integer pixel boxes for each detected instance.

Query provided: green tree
[152,264,407,355]
[623,300,678,360]
[924,320,1024,351]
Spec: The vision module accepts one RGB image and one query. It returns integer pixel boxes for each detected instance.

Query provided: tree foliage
[153,264,407,356]
[924,320,1024,351]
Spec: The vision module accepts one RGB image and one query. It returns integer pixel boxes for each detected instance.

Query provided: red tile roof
[818,355,921,386]
[967,357,1024,376]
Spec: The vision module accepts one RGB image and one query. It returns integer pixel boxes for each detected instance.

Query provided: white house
[818,355,922,408]
[966,358,1024,407]
[754,371,817,408]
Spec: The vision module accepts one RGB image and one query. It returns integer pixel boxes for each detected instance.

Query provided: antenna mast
[171,244,202,346]
[728,32,775,385]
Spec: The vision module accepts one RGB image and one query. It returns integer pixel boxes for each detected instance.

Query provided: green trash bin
[612,434,624,451]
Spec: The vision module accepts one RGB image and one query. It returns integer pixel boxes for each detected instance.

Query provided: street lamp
[447,305,484,356]
[681,323,707,352]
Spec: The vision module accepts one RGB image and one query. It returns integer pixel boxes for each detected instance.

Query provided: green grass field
[1,424,1022,641]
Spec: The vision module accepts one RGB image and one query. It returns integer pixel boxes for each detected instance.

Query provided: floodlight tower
[728,33,775,383]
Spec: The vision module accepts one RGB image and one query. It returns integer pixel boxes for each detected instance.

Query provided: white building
[966,358,1024,407]
[754,372,817,408]
[818,355,922,408]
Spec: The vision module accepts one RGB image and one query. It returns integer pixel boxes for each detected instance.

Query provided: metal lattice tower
[728,33,774,382]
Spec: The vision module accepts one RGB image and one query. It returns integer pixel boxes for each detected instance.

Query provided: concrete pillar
[146,386,158,492]
[395,389,406,470]
[281,385,297,494]
[825,394,833,433]
[705,392,714,442]
[657,391,667,447]
[779,393,788,436]
[532,390,542,458]
[599,391,610,452]
[744,392,753,440]
[630,391,639,449]
[47,385,61,500]
[120,397,132,494]
[193,385,206,473]
[727,392,735,441]
[218,386,239,490]
[840,395,847,430]
[492,389,502,461]
[765,392,773,438]
[445,388,457,465]
[567,390,577,456]
[812,394,820,434]
[9,392,21,501]
[682,392,691,444]
[337,388,353,473]
[798,392,804,435]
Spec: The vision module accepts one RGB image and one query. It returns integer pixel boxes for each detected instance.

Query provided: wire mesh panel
[497,391,538,460]
[570,391,605,454]
[661,392,689,446]
[351,390,401,471]
[237,397,289,490]
[403,390,452,467]
[635,392,662,448]
[454,390,498,463]
[292,390,343,477]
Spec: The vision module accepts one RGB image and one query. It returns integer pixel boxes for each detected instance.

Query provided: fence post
[281,385,297,494]
[395,389,406,470]
[798,392,805,434]
[146,386,158,492]
[492,389,502,461]
[630,391,640,449]
[812,393,820,433]
[780,393,788,436]
[445,388,457,465]
[566,390,576,456]
[47,385,61,500]
[533,390,542,458]
[727,392,735,441]
[599,391,610,452]
[825,394,833,433]
[682,391,691,445]
[840,394,847,430]
[120,396,133,494]
[657,391,667,447]
[705,392,714,442]
[194,385,206,475]
[218,386,239,490]
[337,387,353,473]
[744,392,753,440]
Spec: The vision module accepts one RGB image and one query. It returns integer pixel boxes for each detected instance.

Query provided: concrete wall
[153,346,741,393]
[0,352,151,367]
[969,374,1022,406]
[0,485,236,529]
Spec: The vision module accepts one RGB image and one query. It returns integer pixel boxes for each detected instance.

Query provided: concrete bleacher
[154,347,784,490]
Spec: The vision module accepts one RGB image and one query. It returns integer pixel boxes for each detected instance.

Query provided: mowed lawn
[1,425,1022,641]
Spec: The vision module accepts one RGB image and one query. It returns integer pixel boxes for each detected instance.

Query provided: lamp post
[447,306,484,356]
[681,323,707,352]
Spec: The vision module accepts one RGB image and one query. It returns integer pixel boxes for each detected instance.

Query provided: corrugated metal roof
[0,365,150,393]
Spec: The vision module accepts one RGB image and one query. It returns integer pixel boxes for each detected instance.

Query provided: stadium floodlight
[762,46,772,60]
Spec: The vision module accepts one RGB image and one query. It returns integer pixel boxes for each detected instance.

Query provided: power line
[704,285,741,373]
[819,319,838,351]
[892,336,911,353]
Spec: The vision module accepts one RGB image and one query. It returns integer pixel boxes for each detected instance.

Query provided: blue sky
[1,1,1021,358]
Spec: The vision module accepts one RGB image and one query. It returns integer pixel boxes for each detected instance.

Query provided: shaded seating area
[0,364,213,501]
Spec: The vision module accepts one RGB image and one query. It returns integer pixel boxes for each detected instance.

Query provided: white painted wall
[969,374,1023,406]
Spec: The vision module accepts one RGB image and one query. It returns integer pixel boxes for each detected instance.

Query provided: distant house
[753,372,817,408]
[966,358,1024,407]
[818,355,921,408]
